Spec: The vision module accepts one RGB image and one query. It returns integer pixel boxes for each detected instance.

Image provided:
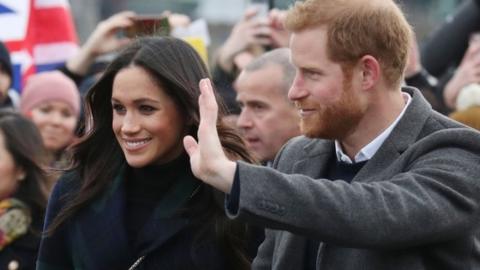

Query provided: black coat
[0,206,43,270]
[37,168,260,270]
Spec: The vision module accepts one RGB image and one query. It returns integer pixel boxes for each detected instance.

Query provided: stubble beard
[300,84,366,140]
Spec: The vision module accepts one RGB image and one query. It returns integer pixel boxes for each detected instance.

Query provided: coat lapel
[292,139,334,178]
[281,139,334,268]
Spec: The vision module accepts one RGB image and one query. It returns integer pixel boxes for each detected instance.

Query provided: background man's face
[289,26,367,140]
[236,65,300,162]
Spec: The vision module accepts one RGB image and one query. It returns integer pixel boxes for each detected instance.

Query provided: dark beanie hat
[0,41,13,82]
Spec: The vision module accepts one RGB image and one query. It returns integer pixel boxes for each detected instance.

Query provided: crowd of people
[0,0,480,269]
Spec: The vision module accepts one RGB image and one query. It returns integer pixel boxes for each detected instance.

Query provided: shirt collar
[335,92,412,163]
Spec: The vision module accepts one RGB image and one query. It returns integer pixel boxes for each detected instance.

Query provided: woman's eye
[112,104,126,113]
[39,106,52,113]
[61,110,73,118]
[139,105,156,113]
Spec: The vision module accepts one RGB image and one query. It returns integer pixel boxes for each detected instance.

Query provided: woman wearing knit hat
[20,71,80,184]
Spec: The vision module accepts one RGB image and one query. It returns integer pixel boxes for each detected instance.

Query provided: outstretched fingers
[198,78,218,135]
[183,79,218,161]
[184,78,237,193]
[184,78,223,178]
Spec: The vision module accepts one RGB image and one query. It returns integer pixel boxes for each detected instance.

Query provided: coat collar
[295,87,432,183]
[353,87,432,182]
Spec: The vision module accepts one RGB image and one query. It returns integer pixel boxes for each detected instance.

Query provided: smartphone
[247,0,270,19]
[124,15,170,38]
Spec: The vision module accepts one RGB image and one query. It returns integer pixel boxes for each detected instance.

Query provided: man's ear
[358,55,380,90]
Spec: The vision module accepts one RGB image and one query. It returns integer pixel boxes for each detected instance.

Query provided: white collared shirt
[335,92,412,163]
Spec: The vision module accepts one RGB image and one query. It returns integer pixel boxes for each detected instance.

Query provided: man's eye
[305,70,320,80]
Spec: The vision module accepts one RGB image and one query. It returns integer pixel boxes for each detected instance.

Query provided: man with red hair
[184,0,480,269]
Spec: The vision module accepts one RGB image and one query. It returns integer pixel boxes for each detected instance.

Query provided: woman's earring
[17,174,26,181]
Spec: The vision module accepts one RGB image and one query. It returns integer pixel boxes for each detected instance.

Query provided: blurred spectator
[63,10,192,87]
[235,48,300,164]
[0,110,48,270]
[449,83,480,130]
[20,71,80,190]
[212,8,290,115]
[404,33,448,113]
[421,0,480,78]
[0,42,19,110]
[418,0,480,113]
[63,10,192,96]
[62,11,136,86]
[443,34,480,110]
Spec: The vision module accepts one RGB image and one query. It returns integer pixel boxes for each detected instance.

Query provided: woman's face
[0,131,23,199]
[30,101,77,152]
[111,66,186,168]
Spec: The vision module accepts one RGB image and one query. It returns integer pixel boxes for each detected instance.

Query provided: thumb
[183,135,198,157]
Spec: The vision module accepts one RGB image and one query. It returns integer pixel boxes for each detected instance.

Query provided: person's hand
[444,40,480,109]
[216,9,272,73]
[268,9,290,48]
[183,79,237,193]
[66,11,135,75]
[83,11,136,57]
[162,11,191,29]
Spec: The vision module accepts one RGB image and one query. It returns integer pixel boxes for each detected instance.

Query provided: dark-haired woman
[0,110,48,270]
[37,36,261,270]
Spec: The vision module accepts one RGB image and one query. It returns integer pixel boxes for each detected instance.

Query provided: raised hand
[268,9,291,48]
[216,9,272,73]
[183,78,236,193]
[444,39,480,109]
[66,11,135,75]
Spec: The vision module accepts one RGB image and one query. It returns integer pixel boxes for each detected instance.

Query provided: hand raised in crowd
[162,10,191,29]
[268,8,290,48]
[183,79,236,193]
[444,37,480,109]
[216,8,272,73]
[66,11,136,75]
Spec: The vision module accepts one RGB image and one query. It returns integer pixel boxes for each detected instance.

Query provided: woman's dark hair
[0,110,48,215]
[47,37,256,269]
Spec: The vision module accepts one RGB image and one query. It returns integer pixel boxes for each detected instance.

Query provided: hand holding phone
[247,0,270,19]
[124,15,170,38]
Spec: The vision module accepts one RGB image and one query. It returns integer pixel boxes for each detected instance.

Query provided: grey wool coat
[227,87,480,270]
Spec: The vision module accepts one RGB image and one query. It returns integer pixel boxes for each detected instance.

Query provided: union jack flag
[0,0,78,91]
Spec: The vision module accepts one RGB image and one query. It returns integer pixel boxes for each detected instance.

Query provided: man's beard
[299,82,366,140]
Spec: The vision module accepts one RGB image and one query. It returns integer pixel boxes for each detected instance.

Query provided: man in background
[235,48,300,164]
